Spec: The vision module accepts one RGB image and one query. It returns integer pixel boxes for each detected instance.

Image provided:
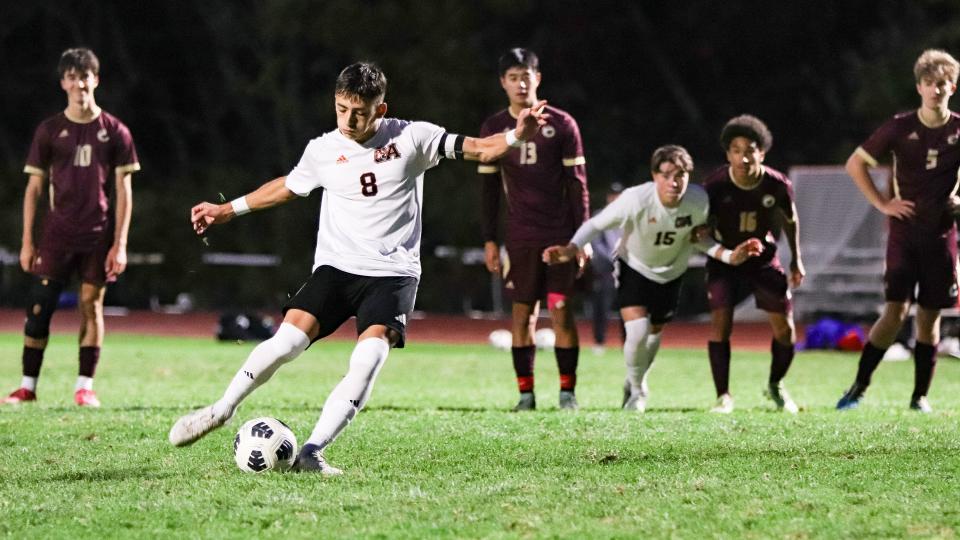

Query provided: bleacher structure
[784,165,890,320]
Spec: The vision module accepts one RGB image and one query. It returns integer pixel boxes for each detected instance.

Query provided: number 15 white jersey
[285,118,453,279]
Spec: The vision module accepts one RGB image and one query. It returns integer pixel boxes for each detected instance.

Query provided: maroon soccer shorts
[706,259,791,314]
[884,224,959,309]
[33,237,113,285]
[504,245,578,304]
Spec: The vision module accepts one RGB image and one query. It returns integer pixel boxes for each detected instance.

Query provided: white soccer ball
[489,329,513,350]
[535,328,556,349]
[233,417,298,473]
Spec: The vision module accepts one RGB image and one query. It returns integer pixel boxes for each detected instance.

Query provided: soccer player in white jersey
[543,146,762,411]
[168,62,548,474]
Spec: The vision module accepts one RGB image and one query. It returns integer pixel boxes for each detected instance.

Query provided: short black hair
[335,62,387,102]
[498,48,539,77]
[58,48,99,78]
[720,114,773,152]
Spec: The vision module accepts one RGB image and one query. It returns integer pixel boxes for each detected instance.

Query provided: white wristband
[504,130,524,148]
[231,196,251,216]
[706,244,733,264]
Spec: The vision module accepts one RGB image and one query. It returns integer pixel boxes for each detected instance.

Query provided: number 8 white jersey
[584,182,709,284]
[285,118,453,279]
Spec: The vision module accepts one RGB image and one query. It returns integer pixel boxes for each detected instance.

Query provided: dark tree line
[1,0,958,310]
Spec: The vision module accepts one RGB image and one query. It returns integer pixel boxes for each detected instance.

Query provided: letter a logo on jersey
[375,143,401,163]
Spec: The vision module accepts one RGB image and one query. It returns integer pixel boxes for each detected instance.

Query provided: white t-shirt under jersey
[571,182,710,284]
[285,118,451,279]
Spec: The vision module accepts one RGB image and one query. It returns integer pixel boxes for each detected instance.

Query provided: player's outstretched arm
[846,152,915,219]
[462,100,549,162]
[702,238,763,266]
[191,176,298,235]
[543,243,580,265]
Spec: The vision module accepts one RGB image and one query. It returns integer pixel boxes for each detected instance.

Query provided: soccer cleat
[74,389,101,407]
[168,405,232,446]
[910,396,933,413]
[512,392,536,412]
[622,378,648,412]
[764,382,798,414]
[836,383,866,411]
[558,390,578,410]
[710,393,734,414]
[293,443,343,476]
[2,387,37,404]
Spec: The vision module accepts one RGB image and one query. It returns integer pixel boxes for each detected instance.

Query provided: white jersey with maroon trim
[286,118,457,278]
[574,182,709,284]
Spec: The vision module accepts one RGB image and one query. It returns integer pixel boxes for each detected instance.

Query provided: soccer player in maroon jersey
[704,115,805,414]
[2,48,140,407]
[479,48,589,410]
[837,49,960,413]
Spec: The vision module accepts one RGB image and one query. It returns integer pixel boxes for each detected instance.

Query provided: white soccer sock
[306,337,390,450]
[75,376,93,392]
[21,376,37,392]
[639,332,663,393]
[623,318,651,393]
[212,323,309,419]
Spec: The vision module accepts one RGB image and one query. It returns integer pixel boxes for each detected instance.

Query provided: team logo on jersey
[674,215,692,228]
[374,143,401,163]
[907,132,919,140]
[97,129,110,142]
[542,125,556,138]
[58,129,69,138]
[948,132,960,145]
[648,216,657,224]
[336,155,349,164]
[762,194,776,208]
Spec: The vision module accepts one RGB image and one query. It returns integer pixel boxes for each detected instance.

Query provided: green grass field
[1,332,958,539]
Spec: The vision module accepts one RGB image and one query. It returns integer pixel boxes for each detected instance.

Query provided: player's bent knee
[24,278,64,339]
[266,322,310,362]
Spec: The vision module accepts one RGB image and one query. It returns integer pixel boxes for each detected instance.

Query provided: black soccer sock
[911,342,937,400]
[22,346,45,378]
[708,341,731,396]
[769,339,795,385]
[555,346,579,391]
[511,345,536,393]
[854,341,887,387]
[79,346,100,378]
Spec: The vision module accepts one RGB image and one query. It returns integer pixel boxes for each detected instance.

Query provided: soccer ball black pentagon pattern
[233,417,298,473]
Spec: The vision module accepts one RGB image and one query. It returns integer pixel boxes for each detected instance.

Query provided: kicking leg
[169,311,315,446]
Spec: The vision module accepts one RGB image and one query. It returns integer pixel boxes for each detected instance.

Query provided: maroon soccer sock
[854,342,887,387]
[911,342,938,400]
[708,341,731,396]
[22,346,45,378]
[511,345,536,393]
[555,346,579,391]
[79,346,101,378]
[769,339,795,384]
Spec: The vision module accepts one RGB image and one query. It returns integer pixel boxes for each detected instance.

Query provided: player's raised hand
[515,99,550,141]
[542,243,578,265]
[728,238,764,265]
[191,202,232,235]
[878,197,915,220]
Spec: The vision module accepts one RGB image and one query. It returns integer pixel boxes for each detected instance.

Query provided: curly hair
[720,114,773,152]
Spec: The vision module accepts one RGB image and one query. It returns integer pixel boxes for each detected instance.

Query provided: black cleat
[292,443,342,476]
